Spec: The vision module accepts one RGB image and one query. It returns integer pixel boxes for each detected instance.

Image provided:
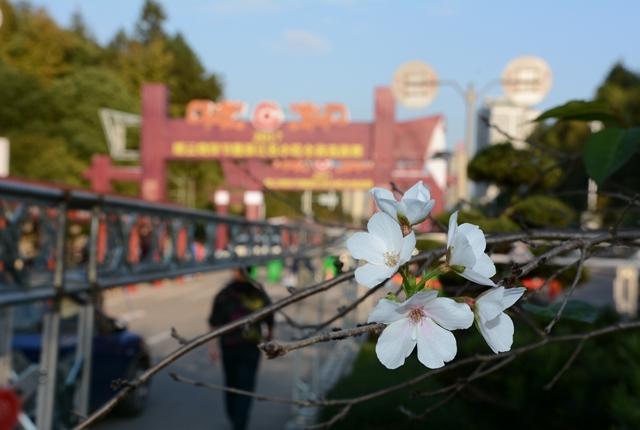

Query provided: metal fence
[0,178,330,430]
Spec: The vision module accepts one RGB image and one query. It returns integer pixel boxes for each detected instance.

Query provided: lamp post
[391,56,552,203]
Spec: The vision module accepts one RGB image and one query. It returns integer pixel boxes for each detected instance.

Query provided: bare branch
[544,247,587,334]
[306,405,352,430]
[260,323,384,359]
[543,338,586,390]
[74,228,640,429]
[170,327,189,345]
[169,372,315,407]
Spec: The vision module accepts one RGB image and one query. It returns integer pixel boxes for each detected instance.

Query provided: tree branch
[260,323,384,359]
[74,228,640,429]
[545,246,587,333]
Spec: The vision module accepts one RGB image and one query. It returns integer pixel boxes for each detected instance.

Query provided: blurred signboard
[392,61,439,109]
[502,56,553,106]
[170,139,364,159]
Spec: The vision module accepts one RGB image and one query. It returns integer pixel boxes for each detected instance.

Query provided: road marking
[147,330,172,346]
[120,309,146,322]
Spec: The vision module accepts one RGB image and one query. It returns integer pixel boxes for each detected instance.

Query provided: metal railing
[0,178,332,430]
[0,178,327,306]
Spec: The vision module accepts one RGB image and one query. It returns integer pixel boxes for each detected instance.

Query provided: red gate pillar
[214,190,230,251]
[141,84,168,202]
[244,191,264,221]
[372,87,395,185]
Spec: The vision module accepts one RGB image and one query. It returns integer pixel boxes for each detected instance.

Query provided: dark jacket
[208,280,274,348]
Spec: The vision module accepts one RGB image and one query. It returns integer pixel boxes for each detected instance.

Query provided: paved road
[94,272,298,430]
[92,270,367,430]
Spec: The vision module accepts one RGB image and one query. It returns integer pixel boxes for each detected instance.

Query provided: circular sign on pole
[392,61,439,109]
[501,56,552,106]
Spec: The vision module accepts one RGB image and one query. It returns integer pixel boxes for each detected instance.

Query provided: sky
[25,0,640,148]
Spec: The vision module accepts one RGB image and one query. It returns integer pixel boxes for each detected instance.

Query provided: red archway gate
[86,84,447,217]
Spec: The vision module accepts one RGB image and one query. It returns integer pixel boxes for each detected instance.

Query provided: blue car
[11,299,152,426]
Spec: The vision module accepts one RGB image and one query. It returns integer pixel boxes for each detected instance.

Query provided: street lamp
[391,56,552,201]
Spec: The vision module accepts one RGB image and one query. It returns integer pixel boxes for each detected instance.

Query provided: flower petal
[450,234,477,269]
[367,298,404,324]
[459,267,496,287]
[371,188,399,220]
[471,253,496,278]
[457,223,487,255]
[416,317,457,368]
[375,318,416,369]
[477,312,515,354]
[355,263,395,288]
[423,297,474,330]
[370,187,396,201]
[397,290,439,313]
[399,231,416,264]
[402,180,430,202]
[402,198,435,225]
[346,232,385,264]
[447,211,459,249]
[367,212,402,252]
[501,287,526,310]
[476,287,505,322]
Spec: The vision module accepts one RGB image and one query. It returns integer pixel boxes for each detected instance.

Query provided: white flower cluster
[347,181,525,370]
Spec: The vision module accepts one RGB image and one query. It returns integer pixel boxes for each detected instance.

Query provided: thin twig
[545,246,587,334]
[74,229,640,429]
[155,320,640,428]
[260,324,384,359]
[306,405,352,430]
[171,327,189,345]
[169,372,315,406]
[611,193,639,236]
[543,338,586,390]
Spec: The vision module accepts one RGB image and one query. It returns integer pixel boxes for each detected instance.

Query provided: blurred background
[0,1,639,429]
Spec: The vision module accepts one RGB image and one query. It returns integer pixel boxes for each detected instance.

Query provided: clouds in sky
[269,29,331,56]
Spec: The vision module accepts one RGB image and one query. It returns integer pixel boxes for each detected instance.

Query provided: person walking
[208,267,274,430]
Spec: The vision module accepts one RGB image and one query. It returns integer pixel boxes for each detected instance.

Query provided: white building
[476,97,539,150]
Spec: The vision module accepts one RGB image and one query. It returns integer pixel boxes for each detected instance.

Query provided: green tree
[8,132,85,185]
[135,0,166,44]
[166,33,223,116]
[47,67,137,159]
[0,59,54,133]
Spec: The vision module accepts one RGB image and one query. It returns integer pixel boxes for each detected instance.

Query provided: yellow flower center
[383,251,400,267]
[408,308,425,324]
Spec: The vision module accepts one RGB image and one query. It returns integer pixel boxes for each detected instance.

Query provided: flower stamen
[408,307,425,324]
[383,251,400,267]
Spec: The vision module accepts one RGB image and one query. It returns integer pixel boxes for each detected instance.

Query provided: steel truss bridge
[0,179,332,430]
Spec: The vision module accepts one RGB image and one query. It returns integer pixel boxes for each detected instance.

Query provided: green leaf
[523,300,598,324]
[584,127,640,185]
[384,292,400,302]
[535,100,617,123]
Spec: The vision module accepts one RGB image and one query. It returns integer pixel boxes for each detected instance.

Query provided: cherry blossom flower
[347,212,416,288]
[367,290,474,369]
[370,181,435,228]
[475,287,526,353]
[446,211,496,286]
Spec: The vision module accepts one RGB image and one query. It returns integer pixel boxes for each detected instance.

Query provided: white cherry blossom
[370,181,435,227]
[446,211,497,287]
[347,212,416,288]
[367,290,474,369]
[475,287,526,353]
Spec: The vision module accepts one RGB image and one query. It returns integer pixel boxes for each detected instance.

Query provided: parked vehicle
[11,299,151,427]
